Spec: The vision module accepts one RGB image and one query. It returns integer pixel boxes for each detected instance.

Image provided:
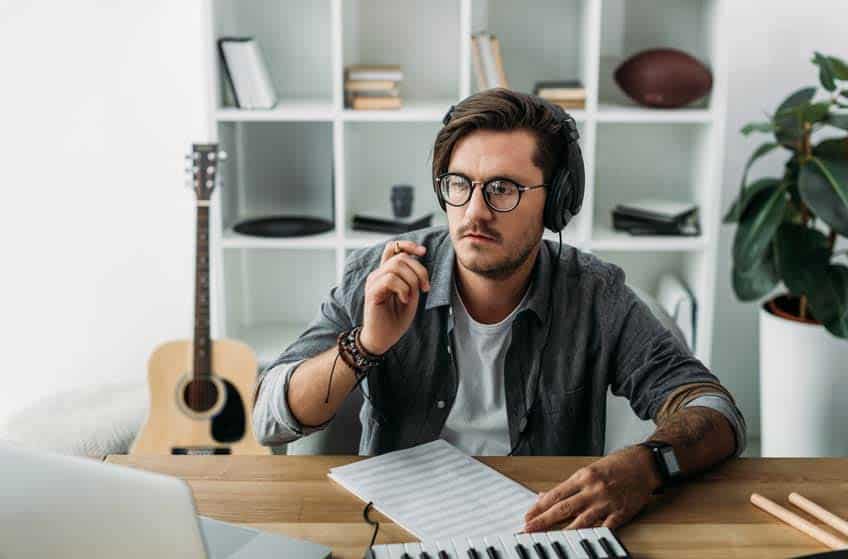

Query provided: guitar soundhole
[183,379,219,412]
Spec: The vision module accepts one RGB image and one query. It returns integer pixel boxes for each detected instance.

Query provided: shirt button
[436,400,446,409]
[519,416,528,433]
[446,345,452,355]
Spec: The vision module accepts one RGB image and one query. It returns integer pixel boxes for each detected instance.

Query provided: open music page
[327,439,537,541]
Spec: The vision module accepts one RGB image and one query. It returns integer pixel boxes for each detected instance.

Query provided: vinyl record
[233,216,334,238]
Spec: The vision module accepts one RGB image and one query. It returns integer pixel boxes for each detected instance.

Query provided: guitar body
[132,338,269,455]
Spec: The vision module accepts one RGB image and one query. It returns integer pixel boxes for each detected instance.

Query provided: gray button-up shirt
[253,226,744,456]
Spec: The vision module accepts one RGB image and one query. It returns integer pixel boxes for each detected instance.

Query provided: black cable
[324,351,342,403]
[363,501,380,550]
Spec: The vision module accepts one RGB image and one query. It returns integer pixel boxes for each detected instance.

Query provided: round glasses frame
[435,172,547,213]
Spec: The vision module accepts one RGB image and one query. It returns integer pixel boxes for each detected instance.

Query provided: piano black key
[515,543,531,559]
[468,547,481,559]
[579,540,599,559]
[592,528,628,559]
[532,542,550,559]
[420,553,432,559]
[486,546,500,559]
[439,551,450,559]
[402,554,413,559]
[551,541,569,559]
[598,538,616,558]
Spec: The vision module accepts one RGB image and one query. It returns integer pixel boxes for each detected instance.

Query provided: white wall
[0,1,209,424]
[713,0,848,440]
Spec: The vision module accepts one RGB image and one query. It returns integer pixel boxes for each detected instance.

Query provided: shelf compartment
[217,121,335,235]
[598,0,717,111]
[222,248,337,369]
[342,0,461,105]
[212,0,333,108]
[471,0,590,98]
[592,121,711,250]
[343,121,443,233]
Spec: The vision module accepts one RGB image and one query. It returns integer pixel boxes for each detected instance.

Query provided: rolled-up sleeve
[252,252,369,447]
[604,266,736,423]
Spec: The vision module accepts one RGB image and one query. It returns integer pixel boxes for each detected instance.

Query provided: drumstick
[750,493,848,550]
[789,492,848,538]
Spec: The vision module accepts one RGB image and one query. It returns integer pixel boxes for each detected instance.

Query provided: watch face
[661,447,681,476]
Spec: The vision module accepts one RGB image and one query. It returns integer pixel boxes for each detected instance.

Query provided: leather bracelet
[337,326,384,376]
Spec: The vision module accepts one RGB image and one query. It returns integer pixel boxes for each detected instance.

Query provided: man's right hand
[359,240,431,356]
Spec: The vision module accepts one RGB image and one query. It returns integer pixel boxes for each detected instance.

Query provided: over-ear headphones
[437,100,585,233]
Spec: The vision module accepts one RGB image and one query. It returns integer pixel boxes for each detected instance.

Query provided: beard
[453,220,543,280]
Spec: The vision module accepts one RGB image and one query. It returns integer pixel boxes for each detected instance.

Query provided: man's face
[445,128,547,280]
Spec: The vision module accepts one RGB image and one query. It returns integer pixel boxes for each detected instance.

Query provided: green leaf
[828,56,848,80]
[738,142,779,194]
[732,245,779,301]
[813,52,837,91]
[803,101,832,124]
[809,265,848,338]
[799,157,848,236]
[826,111,848,131]
[723,178,781,223]
[813,137,848,159]
[774,87,817,148]
[741,121,776,135]
[774,223,831,296]
[732,185,788,272]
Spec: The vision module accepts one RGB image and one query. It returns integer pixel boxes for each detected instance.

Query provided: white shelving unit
[204,0,728,371]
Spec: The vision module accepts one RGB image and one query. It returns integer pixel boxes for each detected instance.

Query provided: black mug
[391,184,414,218]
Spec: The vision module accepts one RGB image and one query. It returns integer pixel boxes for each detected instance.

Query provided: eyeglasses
[436,172,547,213]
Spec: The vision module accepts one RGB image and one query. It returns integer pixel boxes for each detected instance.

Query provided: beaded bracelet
[337,326,384,375]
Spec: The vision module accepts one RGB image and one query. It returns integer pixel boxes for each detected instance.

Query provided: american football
[614,48,713,108]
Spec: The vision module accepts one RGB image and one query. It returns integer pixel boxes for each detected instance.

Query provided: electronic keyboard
[365,527,631,559]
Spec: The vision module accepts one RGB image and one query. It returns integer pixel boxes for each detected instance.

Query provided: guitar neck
[194,203,212,378]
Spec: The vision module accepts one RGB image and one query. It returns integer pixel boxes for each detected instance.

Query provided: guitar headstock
[185,143,227,202]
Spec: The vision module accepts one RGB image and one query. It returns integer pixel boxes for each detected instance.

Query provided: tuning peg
[206,165,216,175]
[205,179,214,188]
[217,150,228,161]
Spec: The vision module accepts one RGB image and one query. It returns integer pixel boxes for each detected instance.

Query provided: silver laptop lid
[0,442,208,558]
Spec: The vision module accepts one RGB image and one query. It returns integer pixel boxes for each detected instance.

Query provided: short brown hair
[431,88,572,186]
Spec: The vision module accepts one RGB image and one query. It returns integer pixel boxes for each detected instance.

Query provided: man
[253,88,745,532]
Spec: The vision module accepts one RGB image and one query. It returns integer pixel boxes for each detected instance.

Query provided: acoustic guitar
[131,143,268,455]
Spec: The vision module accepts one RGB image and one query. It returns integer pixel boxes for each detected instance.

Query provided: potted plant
[724,52,848,457]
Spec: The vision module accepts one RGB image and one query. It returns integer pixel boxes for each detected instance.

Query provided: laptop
[0,442,332,559]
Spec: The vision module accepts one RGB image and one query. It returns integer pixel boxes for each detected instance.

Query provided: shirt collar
[424,232,555,326]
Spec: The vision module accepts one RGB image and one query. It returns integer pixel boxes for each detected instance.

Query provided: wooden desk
[106,455,848,558]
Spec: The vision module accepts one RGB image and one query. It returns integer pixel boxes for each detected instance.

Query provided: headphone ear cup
[566,141,585,217]
[544,168,571,233]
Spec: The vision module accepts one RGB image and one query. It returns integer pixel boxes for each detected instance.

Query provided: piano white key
[592,528,627,558]
[386,542,413,559]
[494,532,524,559]
[563,530,590,559]
[466,535,489,558]
[529,532,554,558]
[577,529,607,558]
[404,542,424,557]
[544,530,577,559]
[370,543,394,559]
[482,534,510,559]
[515,533,537,557]
[420,540,441,558]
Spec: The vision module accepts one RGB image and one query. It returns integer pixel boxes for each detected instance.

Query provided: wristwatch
[639,440,683,494]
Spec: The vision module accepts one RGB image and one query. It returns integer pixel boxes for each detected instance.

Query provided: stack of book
[612,199,701,236]
[471,32,509,90]
[352,212,433,234]
[344,65,403,110]
[218,37,277,109]
[533,80,586,110]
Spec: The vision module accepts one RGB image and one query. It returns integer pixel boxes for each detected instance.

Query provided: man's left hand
[523,444,662,532]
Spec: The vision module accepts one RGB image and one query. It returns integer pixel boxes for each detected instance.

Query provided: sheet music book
[327,440,537,541]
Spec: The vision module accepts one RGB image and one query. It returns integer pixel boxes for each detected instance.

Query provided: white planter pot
[760,301,848,457]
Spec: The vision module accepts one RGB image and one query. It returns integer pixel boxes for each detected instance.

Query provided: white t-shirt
[439,280,530,455]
